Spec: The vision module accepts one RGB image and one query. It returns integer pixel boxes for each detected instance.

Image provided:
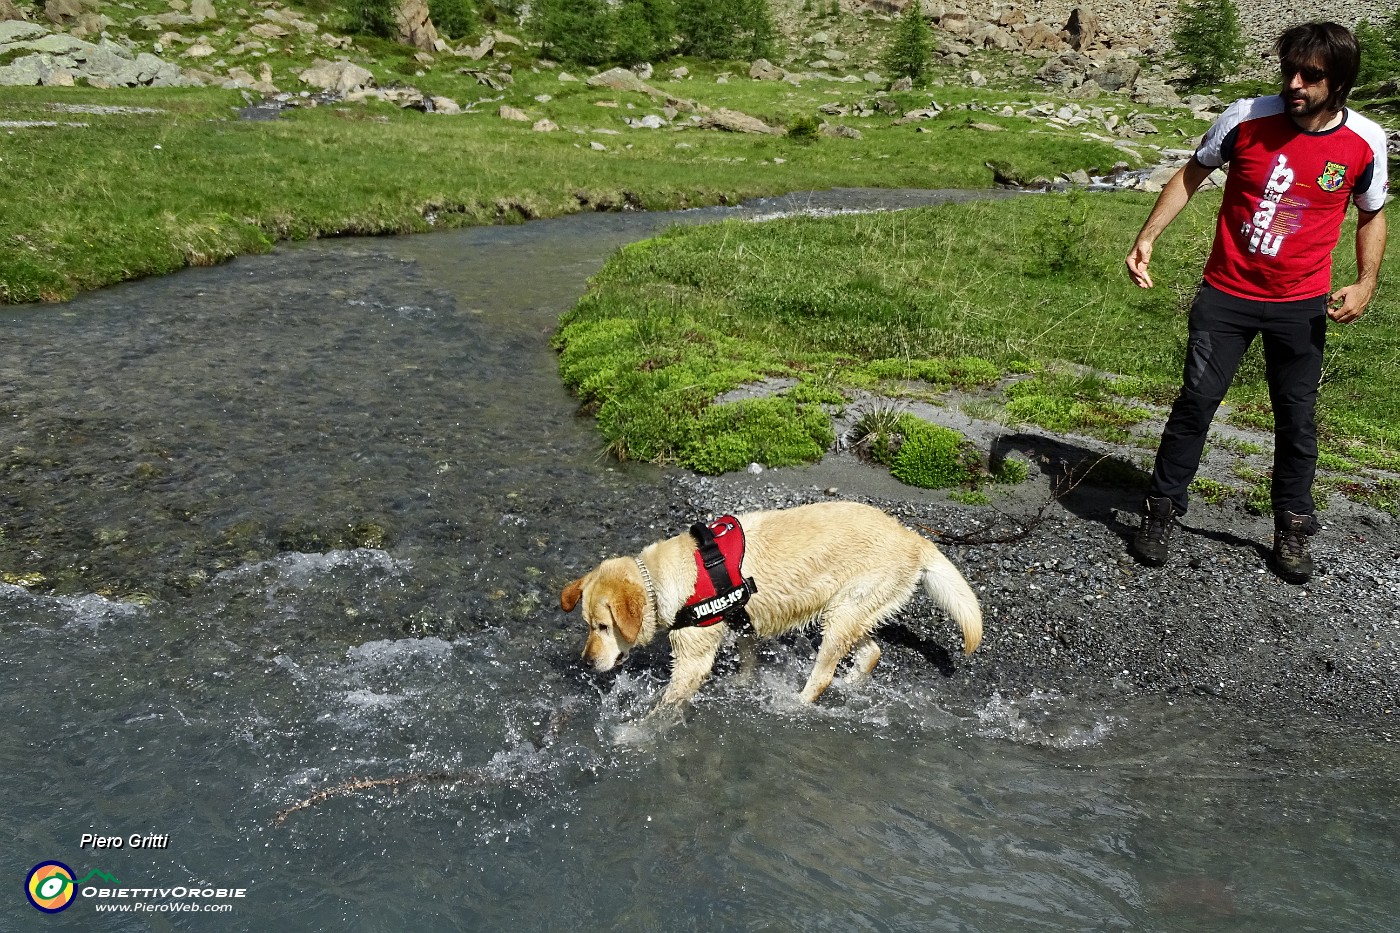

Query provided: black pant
[1150,283,1327,516]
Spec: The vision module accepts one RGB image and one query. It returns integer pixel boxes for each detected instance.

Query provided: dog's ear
[614,580,645,645]
[560,577,585,612]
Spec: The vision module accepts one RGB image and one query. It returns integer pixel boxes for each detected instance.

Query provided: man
[1125,21,1389,584]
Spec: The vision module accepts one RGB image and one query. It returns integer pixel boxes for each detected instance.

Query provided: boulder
[43,0,81,25]
[1088,58,1139,92]
[498,104,530,121]
[697,107,782,135]
[0,0,28,22]
[937,11,971,36]
[297,58,374,95]
[820,123,862,139]
[457,34,493,59]
[587,66,656,94]
[749,58,785,81]
[1017,21,1066,53]
[1036,52,1087,88]
[395,0,438,52]
[0,20,48,42]
[1064,7,1098,52]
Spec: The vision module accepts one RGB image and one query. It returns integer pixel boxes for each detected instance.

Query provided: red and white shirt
[1194,95,1389,302]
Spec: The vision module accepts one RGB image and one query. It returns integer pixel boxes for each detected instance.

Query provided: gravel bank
[663,449,1400,731]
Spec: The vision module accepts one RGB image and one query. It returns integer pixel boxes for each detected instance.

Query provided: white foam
[0,583,146,630]
[346,636,454,670]
[215,548,410,587]
[973,690,1121,749]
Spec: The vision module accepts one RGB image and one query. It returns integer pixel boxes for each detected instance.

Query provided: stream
[3,190,1397,931]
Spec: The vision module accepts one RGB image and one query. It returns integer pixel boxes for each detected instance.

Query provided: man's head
[1276,22,1360,117]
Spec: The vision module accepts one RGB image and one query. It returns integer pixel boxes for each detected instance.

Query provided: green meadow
[2,10,1396,512]
[1,53,1179,303]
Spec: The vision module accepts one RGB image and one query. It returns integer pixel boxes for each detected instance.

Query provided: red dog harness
[674,515,758,630]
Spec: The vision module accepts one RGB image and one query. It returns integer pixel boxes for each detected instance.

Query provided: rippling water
[2,192,1397,931]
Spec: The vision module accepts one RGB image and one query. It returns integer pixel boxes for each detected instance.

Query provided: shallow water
[3,191,1397,931]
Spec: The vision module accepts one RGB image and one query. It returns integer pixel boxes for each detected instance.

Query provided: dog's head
[560,558,649,673]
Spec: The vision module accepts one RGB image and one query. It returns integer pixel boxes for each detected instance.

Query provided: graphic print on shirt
[1317,160,1347,192]
[1241,153,1307,258]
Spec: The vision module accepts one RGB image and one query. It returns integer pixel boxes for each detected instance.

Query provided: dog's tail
[920,544,983,655]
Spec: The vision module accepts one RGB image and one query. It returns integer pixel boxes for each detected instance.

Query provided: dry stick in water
[271,705,576,826]
[920,454,1113,547]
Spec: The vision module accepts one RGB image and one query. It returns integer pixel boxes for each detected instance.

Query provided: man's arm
[1125,158,1216,289]
[1329,207,1388,324]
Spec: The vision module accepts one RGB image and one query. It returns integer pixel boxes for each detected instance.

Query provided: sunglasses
[1281,64,1328,83]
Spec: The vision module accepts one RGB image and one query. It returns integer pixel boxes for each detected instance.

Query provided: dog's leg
[734,629,760,685]
[653,626,727,711]
[843,635,882,686]
[799,615,866,703]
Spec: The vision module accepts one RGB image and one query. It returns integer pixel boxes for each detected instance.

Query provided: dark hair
[1276,22,1359,110]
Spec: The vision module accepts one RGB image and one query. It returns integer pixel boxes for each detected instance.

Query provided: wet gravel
[663,460,1400,732]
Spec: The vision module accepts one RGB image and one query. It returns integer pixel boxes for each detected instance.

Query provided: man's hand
[1332,207,1388,324]
[1124,159,1213,291]
[1328,281,1374,323]
[1125,240,1155,289]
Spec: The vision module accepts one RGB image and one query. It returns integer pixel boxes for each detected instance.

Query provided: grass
[2,0,1200,307]
[555,191,1400,509]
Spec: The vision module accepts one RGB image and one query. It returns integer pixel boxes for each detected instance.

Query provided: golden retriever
[560,501,982,712]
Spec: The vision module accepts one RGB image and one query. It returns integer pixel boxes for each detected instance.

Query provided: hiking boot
[1131,495,1178,567]
[1271,511,1318,584]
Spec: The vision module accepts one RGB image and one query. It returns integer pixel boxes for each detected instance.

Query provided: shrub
[347,0,398,38]
[889,416,978,489]
[431,0,479,39]
[532,0,614,66]
[612,0,677,64]
[883,3,932,83]
[1033,189,1093,276]
[1355,16,1400,87]
[848,400,908,464]
[682,397,834,474]
[1169,0,1245,86]
[674,0,774,59]
[786,114,822,144]
[994,456,1029,485]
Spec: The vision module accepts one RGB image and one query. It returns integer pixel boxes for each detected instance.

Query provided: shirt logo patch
[1317,161,1347,192]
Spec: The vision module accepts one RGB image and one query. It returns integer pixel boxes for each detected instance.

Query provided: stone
[458,34,493,59]
[247,22,287,39]
[697,107,782,135]
[0,20,48,42]
[937,11,971,36]
[749,58,785,81]
[190,0,215,23]
[1089,59,1140,92]
[1064,7,1098,52]
[586,66,655,95]
[429,95,460,114]
[0,0,29,23]
[43,0,81,25]
[395,0,438,52]
[532,118,558,132]
[297,58,374,95]
[498,104,529,121]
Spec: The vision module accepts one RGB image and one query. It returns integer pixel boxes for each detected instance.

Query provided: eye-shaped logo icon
[26,861,77,913]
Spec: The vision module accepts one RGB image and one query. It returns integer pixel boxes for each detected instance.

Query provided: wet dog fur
[560,501,982,712]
